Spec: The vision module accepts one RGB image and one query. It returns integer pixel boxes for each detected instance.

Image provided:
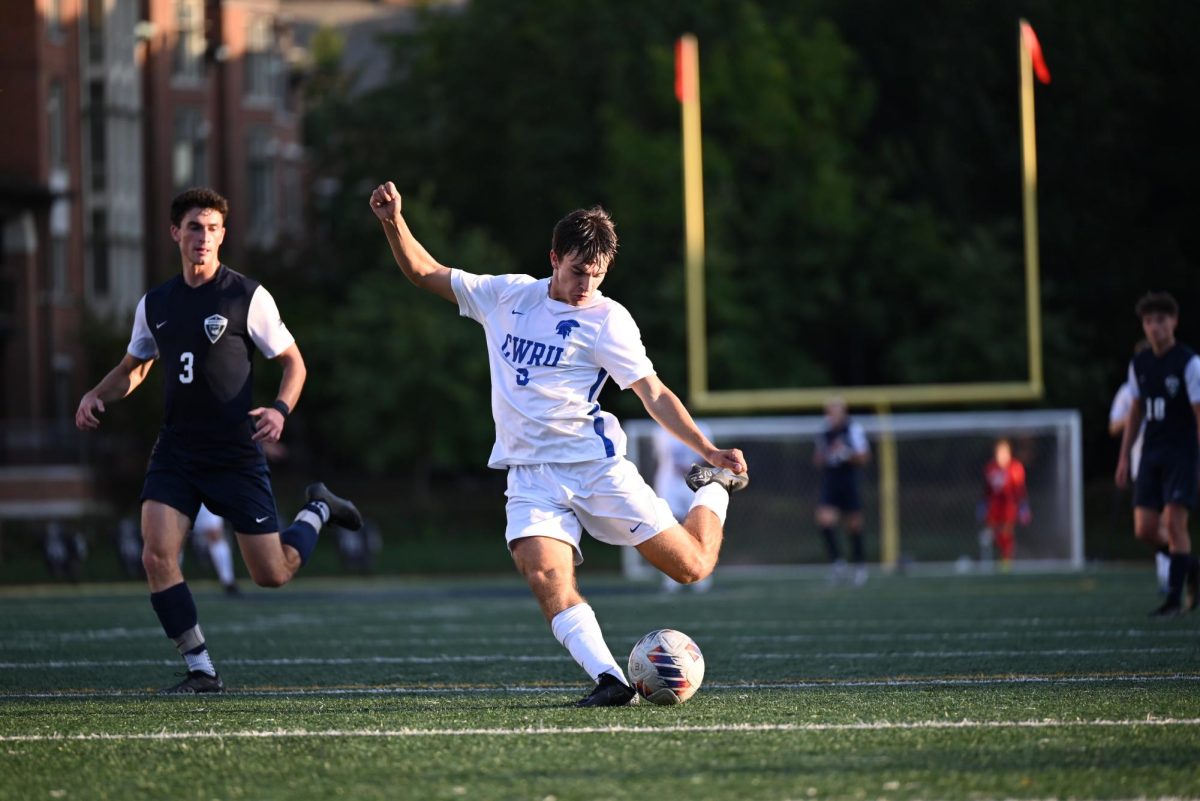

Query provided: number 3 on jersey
[179,352,194,384]
[515,367,530,386]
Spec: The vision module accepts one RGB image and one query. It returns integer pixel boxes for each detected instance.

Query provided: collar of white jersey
[539,277,608,313]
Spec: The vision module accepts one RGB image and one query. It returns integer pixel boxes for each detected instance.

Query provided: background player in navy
[75,188,362,692]
[1115,291,1200,617]
[813,398,871,585]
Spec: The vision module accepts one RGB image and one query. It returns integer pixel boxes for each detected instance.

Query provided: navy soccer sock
[1166,553,1190,606]
[821,527,841,561]
[280,501,329,566]
[150,581,215,675]
[848,532,865,564]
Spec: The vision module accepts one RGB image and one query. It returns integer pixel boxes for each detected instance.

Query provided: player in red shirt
[980,438,1031,569]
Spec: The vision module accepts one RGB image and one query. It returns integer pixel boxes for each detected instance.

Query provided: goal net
[620,410,1083,577]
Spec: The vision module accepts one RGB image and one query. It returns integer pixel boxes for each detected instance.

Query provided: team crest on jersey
[555,320,580,340]
[1165,375,1180,398]
[203,314,228,344]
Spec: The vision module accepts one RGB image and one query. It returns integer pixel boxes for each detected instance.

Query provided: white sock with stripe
[550,603,627,684]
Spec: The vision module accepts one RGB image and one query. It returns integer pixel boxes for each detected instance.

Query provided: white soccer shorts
[504,458,677,565]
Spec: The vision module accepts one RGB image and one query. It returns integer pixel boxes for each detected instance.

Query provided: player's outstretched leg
[241,483,362,587]
[639,466,749,586]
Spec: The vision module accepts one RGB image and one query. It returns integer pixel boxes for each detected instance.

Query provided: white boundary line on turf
[0,646,1187,671]
[4,718,1200,742]
[3,673,1198,700]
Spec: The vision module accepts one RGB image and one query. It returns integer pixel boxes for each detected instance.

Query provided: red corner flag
[675,36,697,103]
[1021,21,1051,84]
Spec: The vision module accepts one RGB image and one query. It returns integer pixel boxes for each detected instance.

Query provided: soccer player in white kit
[369,182,748,706]
[193,504,239,595]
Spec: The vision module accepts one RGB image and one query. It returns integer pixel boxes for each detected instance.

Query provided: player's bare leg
[1134,507,1173,597]
[637,517,722,585]
[237,532,302,587]
[142,500,223,693]
[816,505,846,582]
[238,482,363,588]
[512,536,635,707]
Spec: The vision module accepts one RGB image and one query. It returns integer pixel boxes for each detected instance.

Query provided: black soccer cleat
[574,672,638,708]
[686,464,750,494]
[306,482,363,531]
[1148,600,1183,619]
[161,670,224,694]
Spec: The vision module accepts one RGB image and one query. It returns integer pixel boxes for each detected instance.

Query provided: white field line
[0,645,1187,671]
[3,673,1198,700]
[4,717,1200,743]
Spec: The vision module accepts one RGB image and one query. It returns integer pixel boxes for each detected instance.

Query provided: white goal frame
[620,409,1084,578]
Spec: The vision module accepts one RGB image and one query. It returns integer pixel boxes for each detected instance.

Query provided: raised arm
[631,375,745,473]
[369,181,456,304]
[75,353,155,430]
[249,343,306,443]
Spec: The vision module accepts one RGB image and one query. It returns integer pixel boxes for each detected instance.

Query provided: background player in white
[193,504,239,595]
[1109,340,1169,594]
[76,188,361,693]
[655,422,714,593]
[369,181,748,706]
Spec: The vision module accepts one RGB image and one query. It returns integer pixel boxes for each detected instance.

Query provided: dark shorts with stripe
[140,442,280,534]
[1134,446,1199,511]
[819,471,863,513]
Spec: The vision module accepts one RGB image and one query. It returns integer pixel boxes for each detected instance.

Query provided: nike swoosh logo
[511,310,524,315]
[255,515,269,523]
[155,321,167,329]
[629,522,644,533]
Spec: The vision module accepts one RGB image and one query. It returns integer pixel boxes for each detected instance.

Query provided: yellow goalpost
[674,21,1050,568]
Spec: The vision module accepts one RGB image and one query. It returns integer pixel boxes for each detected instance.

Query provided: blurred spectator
[43,521,87,582]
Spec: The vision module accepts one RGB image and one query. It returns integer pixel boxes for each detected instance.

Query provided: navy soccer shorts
[141,451,281,534]
[1134,446,1199,511]
[819,471,863,513]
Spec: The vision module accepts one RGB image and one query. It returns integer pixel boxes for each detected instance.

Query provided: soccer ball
[627,628,705,705]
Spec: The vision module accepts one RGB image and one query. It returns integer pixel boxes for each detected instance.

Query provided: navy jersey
[817,420,870,478]
[127,265,295,466]
[1127,343,1200,454]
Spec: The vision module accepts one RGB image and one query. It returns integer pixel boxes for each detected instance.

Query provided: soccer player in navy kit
[76,188,362,692]
[814,398,871,585]
[1115,291,1200,617]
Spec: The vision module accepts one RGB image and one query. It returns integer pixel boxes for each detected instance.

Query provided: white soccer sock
[550,603,627,684]
[690,484,729,525]
[208,538,235,586]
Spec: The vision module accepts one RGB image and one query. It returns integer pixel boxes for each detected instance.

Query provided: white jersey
[451,269,655,468]
[1109,380,1144,479]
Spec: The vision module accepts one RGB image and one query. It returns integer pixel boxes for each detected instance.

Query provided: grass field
[2,567,1199,800]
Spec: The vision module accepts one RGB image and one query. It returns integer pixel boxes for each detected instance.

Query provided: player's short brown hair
[1135,291,1178,319]
[551,206,618,267]
[171,187,229,227]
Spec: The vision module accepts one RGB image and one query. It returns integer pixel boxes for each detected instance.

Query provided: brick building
[0,0,304,526]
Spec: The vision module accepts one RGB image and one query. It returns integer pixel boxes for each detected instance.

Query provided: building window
[91,210,109,295]
[48,80,66,170]
[173,0,205,81]
[48,0,64,39]
[87,0,104,63]
[172,108,208,191]
[246,128,276,246]
[244,17,275,99]
[88,80,106,191]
